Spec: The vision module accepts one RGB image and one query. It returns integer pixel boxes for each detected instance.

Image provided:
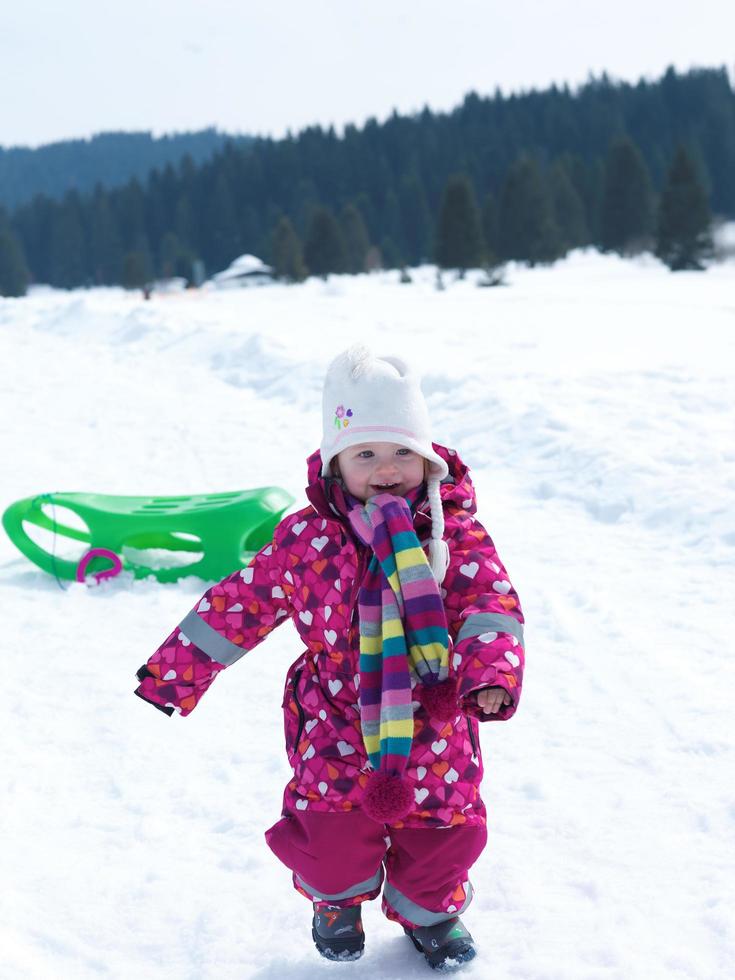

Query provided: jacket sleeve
[442,509,525,723]
[134,523,293,717]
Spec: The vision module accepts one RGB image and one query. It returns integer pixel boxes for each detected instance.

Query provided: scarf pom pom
[418,679,459,721]
[362,771,414,823]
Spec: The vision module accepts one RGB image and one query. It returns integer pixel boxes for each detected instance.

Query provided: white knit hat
[320,345,450,582]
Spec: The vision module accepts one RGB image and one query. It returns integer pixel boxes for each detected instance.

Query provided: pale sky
[2,0,734,148]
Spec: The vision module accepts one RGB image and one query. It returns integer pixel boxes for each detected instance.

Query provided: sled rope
[31,493,68,591]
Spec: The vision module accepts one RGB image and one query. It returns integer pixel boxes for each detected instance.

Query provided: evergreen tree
[207,172,241,271]
[158,231,186,279]
[89,186,123,284]
[435,173,485,275]
[292,179,320,240]
[586,158,605,243]
[354,191,377,243]
[241,204,262,258]
[9,197,47,284]
[122,249,152,289]
[304,207,346,278]
[549,160,588,251]
[364,245,383,272]
[0,223,30,296]
[600,136,654,253]
[271,216,307,281]
[48,193,87,287]
[399,172,432,265]
[655,146,712,270]
[379,236,401,269]
[175,250,197,282]
[381,189,404,261]
[498,157,562,265]
[562,154,602,244]
[174,194,196,251]
[174,155,199,250]
[339,203,370,273]
[0,129,242,212]
[115,178,148,254]
[481,192,499,261]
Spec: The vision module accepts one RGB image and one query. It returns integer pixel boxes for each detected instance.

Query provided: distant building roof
[211,253,274,287]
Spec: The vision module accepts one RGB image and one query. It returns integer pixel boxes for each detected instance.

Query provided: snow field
[1,251,733,978]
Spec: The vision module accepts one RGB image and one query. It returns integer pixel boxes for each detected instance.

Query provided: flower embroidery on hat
[333,405,354,429]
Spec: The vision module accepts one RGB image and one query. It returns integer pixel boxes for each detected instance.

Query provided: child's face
[334,442,426,502]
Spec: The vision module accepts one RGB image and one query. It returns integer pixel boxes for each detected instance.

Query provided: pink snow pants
[265,809,487,929]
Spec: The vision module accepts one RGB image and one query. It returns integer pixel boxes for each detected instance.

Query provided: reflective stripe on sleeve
[383,880,473,926]
[456,612,524,646]
[179,609,247,667]
[295,869,383,902]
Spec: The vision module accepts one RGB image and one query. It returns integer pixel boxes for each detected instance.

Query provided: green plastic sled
[2,487,294,583]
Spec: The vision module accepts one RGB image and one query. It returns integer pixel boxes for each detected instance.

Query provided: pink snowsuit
[135,444,525,928]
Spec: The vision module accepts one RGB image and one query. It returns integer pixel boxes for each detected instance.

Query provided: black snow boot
[312,904,365,961]
[404,916,476,971]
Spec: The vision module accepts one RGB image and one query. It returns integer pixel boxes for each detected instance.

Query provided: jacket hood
[304,443,478,522]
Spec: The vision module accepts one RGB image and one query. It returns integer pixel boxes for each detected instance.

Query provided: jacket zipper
[348,547,369,630]
[292,668,305,749]
[468,717,479,757]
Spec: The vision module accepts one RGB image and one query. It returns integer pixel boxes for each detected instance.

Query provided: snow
[714,221,735,258]
[1,250,734,979]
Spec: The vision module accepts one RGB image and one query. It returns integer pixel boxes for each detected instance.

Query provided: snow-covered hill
[1,252,733,979]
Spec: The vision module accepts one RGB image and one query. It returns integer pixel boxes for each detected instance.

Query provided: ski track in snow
[1,251,734,979]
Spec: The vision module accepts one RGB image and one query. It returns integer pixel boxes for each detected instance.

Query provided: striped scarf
[347,489,450,779]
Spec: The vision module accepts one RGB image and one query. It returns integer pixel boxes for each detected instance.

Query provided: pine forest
[1,66,733,295]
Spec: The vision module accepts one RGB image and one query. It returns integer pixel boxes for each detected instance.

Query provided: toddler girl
[135,346,525,971]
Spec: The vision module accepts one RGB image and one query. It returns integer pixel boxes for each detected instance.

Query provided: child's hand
[475,686,512,715]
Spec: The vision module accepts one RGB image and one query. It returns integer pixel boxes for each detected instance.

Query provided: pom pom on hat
[344,344,372,379]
